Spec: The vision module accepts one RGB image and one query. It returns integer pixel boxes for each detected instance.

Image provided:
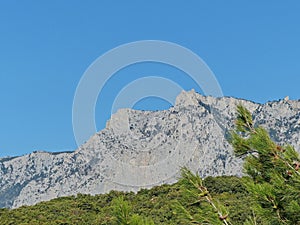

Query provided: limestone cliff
[1,90,299,208]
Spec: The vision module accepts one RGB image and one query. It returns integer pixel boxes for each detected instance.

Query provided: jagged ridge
[1,90,300,208]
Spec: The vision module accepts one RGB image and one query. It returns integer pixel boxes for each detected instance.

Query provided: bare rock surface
[1,90,299,208]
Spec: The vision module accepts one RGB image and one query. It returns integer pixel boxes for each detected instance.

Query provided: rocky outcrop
[1,90,299,208]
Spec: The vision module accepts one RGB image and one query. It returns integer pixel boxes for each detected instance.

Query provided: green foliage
[235,104,254,133]
[112,196,132,224]
[174,167,231,225]
[0,176,250,224]
[230,105,300,225]
[112,196,154,225]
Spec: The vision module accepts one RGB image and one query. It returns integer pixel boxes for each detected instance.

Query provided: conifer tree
[230,105,300,225]
[112,196,154,225]
[173,168,231,225]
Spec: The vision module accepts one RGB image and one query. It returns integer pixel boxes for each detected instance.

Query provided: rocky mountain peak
[175,89,200,107]
[106,108,131,135]
[0,91,299,208]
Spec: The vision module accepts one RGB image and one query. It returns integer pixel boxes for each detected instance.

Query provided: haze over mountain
[1,90,300,208]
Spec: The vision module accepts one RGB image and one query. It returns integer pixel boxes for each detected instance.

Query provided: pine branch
[231,105,300,224]
[178,167,231,225]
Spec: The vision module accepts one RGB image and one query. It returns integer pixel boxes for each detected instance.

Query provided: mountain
[1,90,300,208]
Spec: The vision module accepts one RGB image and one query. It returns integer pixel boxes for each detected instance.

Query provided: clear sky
[1,1,300,157]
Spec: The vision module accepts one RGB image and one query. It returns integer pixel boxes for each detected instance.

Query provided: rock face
[1,90,300,208]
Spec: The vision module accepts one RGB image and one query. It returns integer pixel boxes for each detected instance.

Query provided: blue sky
[0,1,300,157]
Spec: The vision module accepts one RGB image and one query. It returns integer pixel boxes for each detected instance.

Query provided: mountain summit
[1,90,300,208]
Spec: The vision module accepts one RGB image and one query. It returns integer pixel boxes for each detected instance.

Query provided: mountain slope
[1,90,299,208]
[0,176,252,225]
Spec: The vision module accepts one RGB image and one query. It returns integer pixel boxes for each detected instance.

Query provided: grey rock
[1,90,300,208]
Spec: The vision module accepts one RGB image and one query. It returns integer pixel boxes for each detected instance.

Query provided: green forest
[0,106,299,225]
[0,176,251,224]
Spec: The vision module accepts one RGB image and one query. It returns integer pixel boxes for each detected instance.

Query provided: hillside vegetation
[0,176,251,224]
[1,105,299,224]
